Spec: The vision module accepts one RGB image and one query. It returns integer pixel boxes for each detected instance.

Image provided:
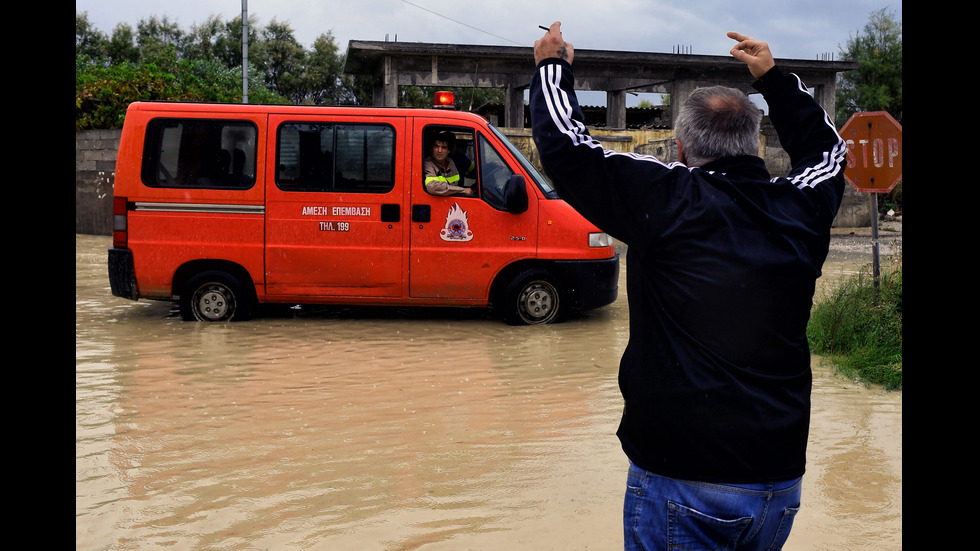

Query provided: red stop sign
[840,111,902,193]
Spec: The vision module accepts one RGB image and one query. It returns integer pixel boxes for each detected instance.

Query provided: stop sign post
[839,111,902,288]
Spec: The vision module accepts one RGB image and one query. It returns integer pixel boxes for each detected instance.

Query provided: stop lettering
[840,111,902,193]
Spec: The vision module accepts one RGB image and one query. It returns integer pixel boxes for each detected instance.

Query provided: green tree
[214,15,262,71]
[184,15,226,63]
[456,87,505,111]
[303,32,349,105]
[836,8,902,126]
[76,12,108,61]
[261,20,306,102]
[137,15,186,64]
[107,23,139,64]
[344,73,376,106]
[398,86,504,110]
[76,11,362,127]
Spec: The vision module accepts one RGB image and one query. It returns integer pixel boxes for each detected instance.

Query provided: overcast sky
[77,0,900,61]
[76,0,900,107]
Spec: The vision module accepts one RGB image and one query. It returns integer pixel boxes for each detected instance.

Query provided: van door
[265,115,406,297]
[409,121,536,300]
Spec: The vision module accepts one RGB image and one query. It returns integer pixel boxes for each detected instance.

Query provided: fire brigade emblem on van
[439,203,473,242]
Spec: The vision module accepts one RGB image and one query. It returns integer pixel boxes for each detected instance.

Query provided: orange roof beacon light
[433,91,455,109]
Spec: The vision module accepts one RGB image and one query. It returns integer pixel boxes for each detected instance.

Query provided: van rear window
[276,123,395,193]
[141,119,257,189]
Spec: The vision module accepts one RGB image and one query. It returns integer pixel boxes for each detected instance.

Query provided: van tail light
[433,91,455,109]
[112,196,128,248]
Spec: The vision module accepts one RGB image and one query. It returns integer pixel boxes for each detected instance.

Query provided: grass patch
[808,257,902,390]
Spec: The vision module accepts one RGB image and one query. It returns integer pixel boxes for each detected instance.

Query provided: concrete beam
[345,41,858,126]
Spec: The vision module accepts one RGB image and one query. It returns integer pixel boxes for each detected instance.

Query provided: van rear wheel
[501,269,561,325]
[179,271,253,322]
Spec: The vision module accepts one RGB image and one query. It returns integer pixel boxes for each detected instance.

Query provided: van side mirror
[504,174,528,214]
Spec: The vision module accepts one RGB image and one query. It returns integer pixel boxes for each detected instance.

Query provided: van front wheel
[501,270,561,325]
[179,271,253,322]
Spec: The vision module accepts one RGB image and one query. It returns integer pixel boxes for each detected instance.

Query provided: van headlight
[589,232,613,247]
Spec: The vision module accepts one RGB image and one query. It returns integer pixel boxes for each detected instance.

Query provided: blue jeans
[623,461,801,551]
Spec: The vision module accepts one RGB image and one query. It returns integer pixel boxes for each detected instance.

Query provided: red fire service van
[108,96,619,324]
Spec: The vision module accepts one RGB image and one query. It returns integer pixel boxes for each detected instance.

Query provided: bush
[76,53,288,131]
[807,259,902,389]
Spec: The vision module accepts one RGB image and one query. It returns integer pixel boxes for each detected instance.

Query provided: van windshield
[487,124,559,199]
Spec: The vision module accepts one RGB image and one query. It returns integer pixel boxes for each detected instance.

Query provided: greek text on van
[302,206,372,216]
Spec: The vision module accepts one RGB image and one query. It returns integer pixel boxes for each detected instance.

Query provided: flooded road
[76,233,901,550]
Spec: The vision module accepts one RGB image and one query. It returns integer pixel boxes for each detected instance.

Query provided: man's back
[531,26,847,549]
[615,151,839,482]
[530,61,846,483]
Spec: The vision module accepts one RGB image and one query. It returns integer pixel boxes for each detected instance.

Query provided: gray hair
[674,86,762,167]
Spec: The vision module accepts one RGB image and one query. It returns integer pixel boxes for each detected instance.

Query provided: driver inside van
[424,131,475,197]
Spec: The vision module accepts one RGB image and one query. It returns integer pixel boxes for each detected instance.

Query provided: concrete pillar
[669,79,698,132]
[606,90,626,129]
[373,56,399,107]
[811,78,836,122]
[505,83,525,128]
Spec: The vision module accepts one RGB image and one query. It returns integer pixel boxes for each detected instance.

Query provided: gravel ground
[829,215,903,264]
[610,215,902,269]
[611,216,903,265]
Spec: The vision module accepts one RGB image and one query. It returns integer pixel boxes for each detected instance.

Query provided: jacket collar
[698,155,770,180]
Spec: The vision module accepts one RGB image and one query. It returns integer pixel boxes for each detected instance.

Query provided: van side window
[277,123,395,193]
[141,119,257,189]
[422,126,477,198]
[478,134,516,211]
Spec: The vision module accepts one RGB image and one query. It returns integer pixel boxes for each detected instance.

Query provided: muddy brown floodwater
[76,229,901,551]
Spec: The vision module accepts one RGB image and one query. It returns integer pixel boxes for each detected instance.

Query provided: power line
[398,0,523,46]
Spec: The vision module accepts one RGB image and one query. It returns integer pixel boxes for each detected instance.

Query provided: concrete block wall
[76,129,121,236]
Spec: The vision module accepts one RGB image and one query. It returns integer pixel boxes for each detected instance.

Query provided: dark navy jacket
[530,60,846,482]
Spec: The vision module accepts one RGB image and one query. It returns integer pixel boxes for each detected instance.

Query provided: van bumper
[556,253,620,310]
[108,248,138,300]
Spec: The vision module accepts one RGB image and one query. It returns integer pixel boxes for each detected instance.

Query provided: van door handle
[412,204,430,223]
[381,203,400,222]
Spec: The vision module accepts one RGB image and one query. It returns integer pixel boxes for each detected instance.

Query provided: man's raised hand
[728,32,775,79]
